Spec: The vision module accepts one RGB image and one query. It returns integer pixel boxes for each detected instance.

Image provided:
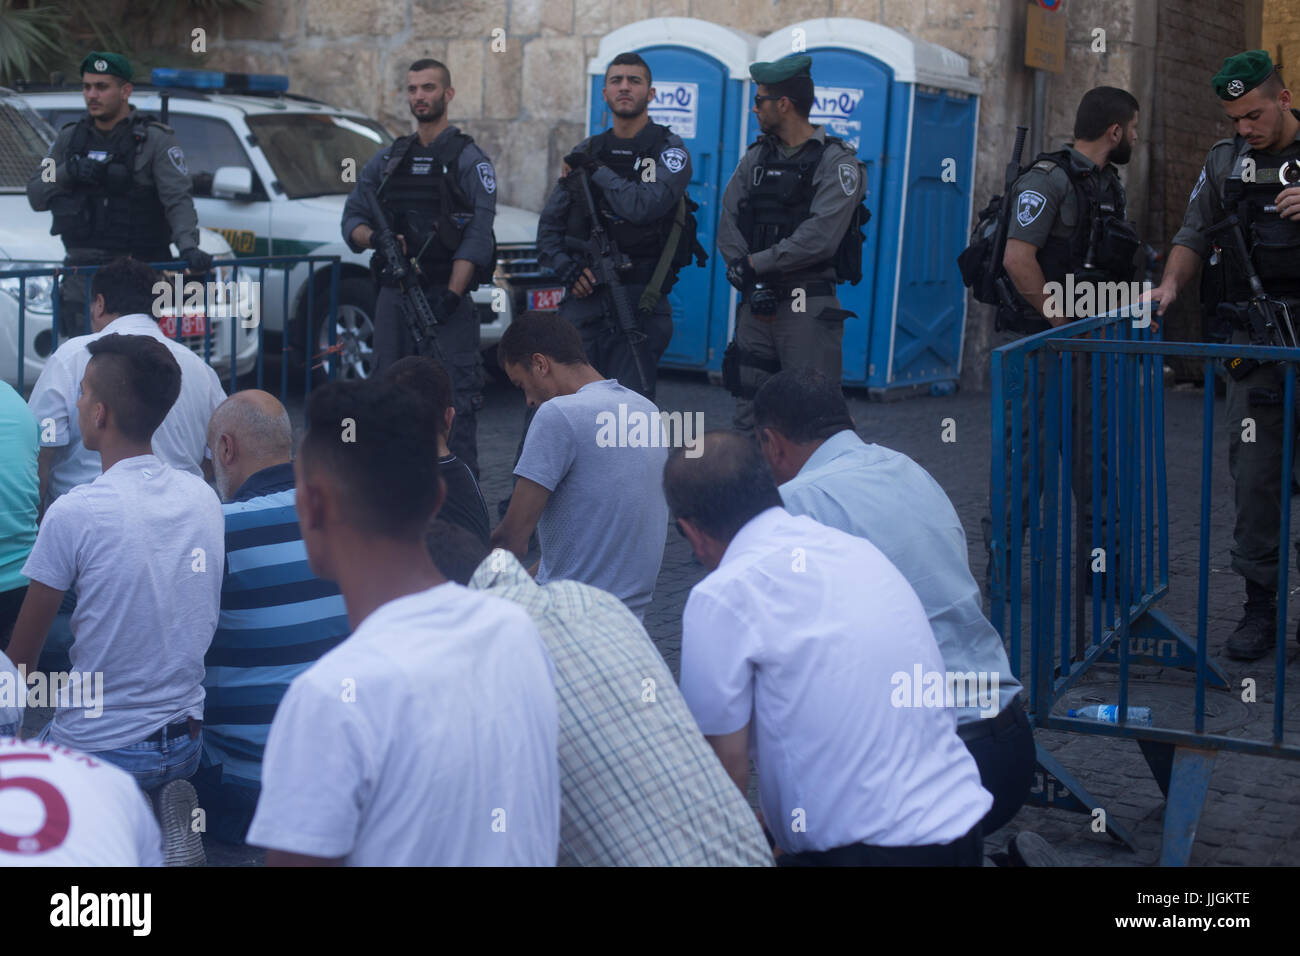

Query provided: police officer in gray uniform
[985,87,1142,591]
[1150,51,1300,660]
[535,51,695,399]
[342,58,497,477]
[27,51,211,338]
[716,55,867,431]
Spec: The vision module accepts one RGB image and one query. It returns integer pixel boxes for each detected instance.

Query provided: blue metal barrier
[2,255,342,416]
[991,305,1300,865]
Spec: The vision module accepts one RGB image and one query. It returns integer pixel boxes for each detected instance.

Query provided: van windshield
[247,113,392,199]
[0,94,54,192]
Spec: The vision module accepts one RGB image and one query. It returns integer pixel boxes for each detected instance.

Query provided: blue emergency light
[150,69,290,94]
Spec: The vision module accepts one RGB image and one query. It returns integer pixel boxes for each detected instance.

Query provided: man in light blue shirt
[753,368,1033,835]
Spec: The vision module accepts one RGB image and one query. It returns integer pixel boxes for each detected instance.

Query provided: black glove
[563,151,597,173]
[431,288,462,320]
[726,257,755,291]
[69,155,107,186]
[555,259,584,290]
[180,246,213,273]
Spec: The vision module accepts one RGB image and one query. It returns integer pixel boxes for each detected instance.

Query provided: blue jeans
[38,721,202,793]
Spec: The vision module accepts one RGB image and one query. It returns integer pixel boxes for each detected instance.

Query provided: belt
[744,279,836,302]
[956,696,1022,743]
[143,719,193,744]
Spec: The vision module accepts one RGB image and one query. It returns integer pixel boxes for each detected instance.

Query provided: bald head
[663,430,782,545]
[208,390,293,501]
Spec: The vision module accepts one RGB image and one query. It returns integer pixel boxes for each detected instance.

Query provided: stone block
[522,36,586,120]
[303,0,405,38]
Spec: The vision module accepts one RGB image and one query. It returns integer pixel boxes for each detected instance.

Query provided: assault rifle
[362,183,448,366]
[989,125,1030,311]
[1203,213,1300,379]
[564,168,651,394]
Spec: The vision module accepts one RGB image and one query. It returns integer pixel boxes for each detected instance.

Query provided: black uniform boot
[1225,580,1277,661]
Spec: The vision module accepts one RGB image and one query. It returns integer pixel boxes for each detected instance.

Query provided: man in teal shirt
[0,381,38,646]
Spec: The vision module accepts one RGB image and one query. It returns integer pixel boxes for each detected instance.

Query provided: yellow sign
[1025,1,1066,74]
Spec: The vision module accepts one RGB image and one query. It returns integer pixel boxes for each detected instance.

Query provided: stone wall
[180,0,1246,388]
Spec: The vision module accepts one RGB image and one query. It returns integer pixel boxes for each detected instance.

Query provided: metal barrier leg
[1097,607,1230,689]
[1158,746,1217,867]
[1028,744,1138,852]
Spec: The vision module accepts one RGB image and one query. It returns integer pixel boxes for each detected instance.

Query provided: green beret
[750,54,812,86]
[1213,50,1274,100]
[79,51,132,82]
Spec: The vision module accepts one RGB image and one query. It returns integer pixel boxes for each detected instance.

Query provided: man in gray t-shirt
[492,312,669,620]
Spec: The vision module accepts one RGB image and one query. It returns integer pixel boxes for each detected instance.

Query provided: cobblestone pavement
[27,365,1300,866]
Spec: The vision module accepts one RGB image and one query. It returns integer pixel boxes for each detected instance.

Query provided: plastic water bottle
[1067,704,1153,726]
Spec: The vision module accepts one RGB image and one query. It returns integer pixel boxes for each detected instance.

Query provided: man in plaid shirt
[429,525,772,866]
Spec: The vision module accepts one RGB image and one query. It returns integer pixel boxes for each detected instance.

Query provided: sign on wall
[811,85,865,152]
[1025,1,1066,73]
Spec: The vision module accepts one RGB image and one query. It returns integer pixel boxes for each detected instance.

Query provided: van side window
[166,115,265,199]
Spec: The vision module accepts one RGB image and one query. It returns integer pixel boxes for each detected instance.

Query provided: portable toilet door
[588,18,758,373]
[756,19,980,393]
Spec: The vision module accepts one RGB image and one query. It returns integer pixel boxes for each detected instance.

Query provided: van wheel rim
[320,305,375,379]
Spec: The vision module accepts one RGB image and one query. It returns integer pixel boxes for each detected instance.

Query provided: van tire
[301,276,378,384]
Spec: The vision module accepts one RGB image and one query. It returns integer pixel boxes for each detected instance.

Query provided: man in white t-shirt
[247,377,559,866]
[28,256,227,509]
[0,736,162,867]
[667,431,992,866]
[7,333,223,865]
[491,311,669,620]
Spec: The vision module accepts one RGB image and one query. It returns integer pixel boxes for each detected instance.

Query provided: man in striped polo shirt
[194,389,349,844]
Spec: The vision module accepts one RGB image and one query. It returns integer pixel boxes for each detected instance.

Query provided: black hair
[763,75,814,119]
[752,367,855,444]
[662,431,783,543]
[425,518,491,586]
[409,58,451,87]
[1074,87,1140,142]
[498,310,588,368]
[1260,69,1286,97]
[89,256,161,320]
[299,378,442,539]
[606,52,651,86]
[84,333,182,442]
[384,355,453,441]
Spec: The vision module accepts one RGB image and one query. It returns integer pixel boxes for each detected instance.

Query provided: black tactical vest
[1218,132,1300,301]
[736,134,843,271]
[49,114,171,254]
[569,122,678,261]
[378,131,476,275]
[1029,149,1138,286]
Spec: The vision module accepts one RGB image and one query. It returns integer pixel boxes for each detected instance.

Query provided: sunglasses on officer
[754,94,782,107]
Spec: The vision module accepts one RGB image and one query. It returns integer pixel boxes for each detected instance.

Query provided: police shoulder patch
[476,161,496,194]
[837,162,859,197]
[1016,189,1048,227]
[167,145,188,176]
[660,146,687,174]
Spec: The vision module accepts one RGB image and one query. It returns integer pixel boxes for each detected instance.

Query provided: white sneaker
[153,779,206,867]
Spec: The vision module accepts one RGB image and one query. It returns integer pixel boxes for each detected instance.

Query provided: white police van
[0,88,251,392]
[20,70,559,381]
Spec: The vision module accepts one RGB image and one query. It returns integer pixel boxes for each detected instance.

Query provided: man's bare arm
[7,581,65,672]
[1003,239,1059,326]
[706,724,751,796]
[489,477,551,559]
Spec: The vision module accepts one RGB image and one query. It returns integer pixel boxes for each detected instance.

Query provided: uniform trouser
[556,281,674,400]
[1224,329,1300,591]
[732,292,846,432]
[982,334,1110,585]
[373,283,484,477]
[57,247,171,338]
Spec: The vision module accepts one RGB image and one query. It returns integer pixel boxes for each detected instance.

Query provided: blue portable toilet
[756,19,981,395]
[588,19,757,373]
